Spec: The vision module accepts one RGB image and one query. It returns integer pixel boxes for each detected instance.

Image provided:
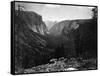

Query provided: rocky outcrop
[48,20,80,58]
[15,10,48,35]
[49,19,97,58]
[49,20,79,36]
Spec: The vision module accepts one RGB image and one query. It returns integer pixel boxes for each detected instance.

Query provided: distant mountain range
[44,20,57,30]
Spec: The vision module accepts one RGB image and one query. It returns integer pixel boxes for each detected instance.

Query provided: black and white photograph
[11,1,97,75]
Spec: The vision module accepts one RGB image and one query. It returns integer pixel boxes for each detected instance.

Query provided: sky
[15,2,95,22]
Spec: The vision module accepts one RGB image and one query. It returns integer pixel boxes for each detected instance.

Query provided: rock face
[15,11,48,35]
[48,20,80,58]
[49,20,70,36]
[49,19,97,58]
[14,10,54,71]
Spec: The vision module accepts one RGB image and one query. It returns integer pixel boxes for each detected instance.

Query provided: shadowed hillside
[48,19,97,58]
[14,10,55,73]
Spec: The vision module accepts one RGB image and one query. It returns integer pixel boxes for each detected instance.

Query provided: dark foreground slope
[14,10,54,73]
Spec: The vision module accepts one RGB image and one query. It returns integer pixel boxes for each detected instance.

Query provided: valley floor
[23,57,97,74]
